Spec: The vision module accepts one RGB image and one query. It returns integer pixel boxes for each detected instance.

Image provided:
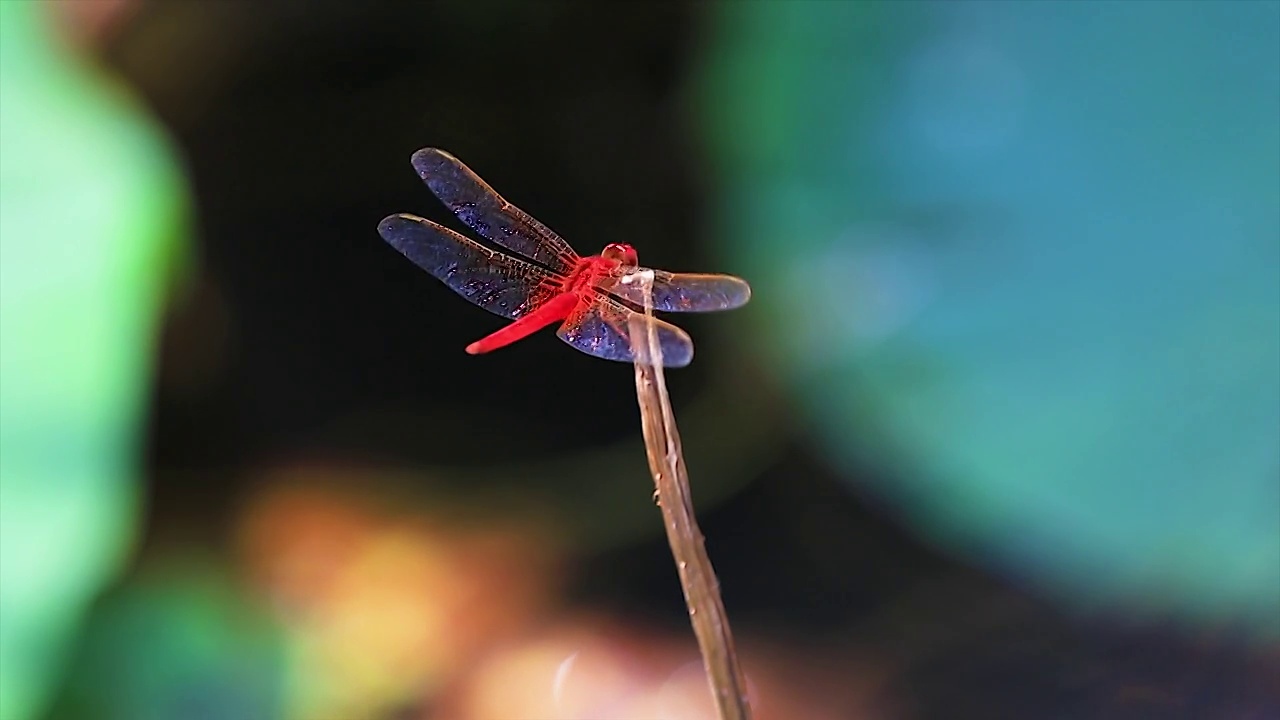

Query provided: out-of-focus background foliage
[1,1,1277,718]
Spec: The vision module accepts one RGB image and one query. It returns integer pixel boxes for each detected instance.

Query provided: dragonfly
[377,148,750,367]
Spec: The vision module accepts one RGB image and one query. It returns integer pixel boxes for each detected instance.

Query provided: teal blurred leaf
[698,0,1280,633]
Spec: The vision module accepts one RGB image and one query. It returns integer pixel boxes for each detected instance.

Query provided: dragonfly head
[601,242,638,270]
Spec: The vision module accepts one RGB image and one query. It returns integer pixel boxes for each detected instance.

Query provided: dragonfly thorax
[561,247,635,296]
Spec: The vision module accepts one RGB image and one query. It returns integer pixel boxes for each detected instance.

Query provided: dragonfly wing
[556,297,694,368]
[611,270,751,312]
[411,148,579,273]
[378,213,559,320]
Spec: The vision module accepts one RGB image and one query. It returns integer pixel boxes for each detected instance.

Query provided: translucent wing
[378,213,559,320]
[556,296,694,368]
[610,270,751,312]
[411,148,579,273]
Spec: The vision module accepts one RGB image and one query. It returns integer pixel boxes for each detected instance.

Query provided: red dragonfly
[377,149,750,367]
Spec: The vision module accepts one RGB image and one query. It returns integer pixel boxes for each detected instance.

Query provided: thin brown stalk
[625,270,752,720]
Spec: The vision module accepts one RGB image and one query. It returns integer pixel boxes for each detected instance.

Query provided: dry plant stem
[627,270,752,720]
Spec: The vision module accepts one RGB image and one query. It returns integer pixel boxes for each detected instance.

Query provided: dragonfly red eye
[601,242,638,268]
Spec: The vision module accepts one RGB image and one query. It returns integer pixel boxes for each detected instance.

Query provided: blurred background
[2,0,1278,718]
